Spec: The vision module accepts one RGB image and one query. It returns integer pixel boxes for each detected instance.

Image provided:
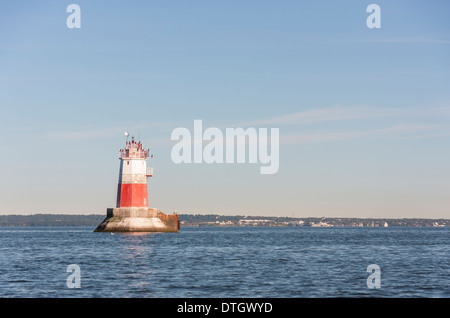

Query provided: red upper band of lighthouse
[116,136,153,208]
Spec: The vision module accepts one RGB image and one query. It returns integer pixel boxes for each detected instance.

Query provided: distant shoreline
[0,214,448,227]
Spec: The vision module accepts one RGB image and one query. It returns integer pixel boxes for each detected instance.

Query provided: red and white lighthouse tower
[95,134,179,233]
[116,136,153,208]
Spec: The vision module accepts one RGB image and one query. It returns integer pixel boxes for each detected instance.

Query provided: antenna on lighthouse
[124,132,129,142]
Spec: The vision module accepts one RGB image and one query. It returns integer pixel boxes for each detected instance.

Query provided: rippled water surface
[0,226,448,297]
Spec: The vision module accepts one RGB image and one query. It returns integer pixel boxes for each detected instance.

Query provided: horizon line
[0,213,448,220]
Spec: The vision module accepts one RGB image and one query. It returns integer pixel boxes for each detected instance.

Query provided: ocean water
[0,226,448,298]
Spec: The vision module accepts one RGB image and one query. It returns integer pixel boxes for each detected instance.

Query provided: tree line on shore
[0,214,448,227]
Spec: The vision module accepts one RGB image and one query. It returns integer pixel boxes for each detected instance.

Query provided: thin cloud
[280,123,441,145]
[357,37,450,44]
[41,103,450,146]
[239,102,450,128]
[241,105,403,126]
[41,122,174,141]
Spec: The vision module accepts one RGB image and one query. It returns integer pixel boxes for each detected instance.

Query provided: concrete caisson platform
[94,207,179,233]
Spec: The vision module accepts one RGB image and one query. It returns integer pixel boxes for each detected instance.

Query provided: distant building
[311,221,332,227]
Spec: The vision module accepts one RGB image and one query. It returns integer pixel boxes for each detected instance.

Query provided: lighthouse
[116,136,152,208]
[95,135,179,233]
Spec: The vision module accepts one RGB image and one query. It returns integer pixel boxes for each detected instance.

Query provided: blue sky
[0,1,449,218]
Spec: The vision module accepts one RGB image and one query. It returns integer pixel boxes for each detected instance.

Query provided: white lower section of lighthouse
[95,207,179,232]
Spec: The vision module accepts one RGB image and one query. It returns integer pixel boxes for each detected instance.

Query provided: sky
[0,1,449,218]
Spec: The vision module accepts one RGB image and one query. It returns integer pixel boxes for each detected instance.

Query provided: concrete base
[94,207,179,233]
